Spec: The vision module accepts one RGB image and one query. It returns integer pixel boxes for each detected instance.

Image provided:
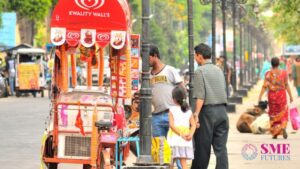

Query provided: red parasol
[50,0,131,48]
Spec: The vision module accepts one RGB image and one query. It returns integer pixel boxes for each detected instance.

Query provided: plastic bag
[151,137,172,164]
[290,105,300,130]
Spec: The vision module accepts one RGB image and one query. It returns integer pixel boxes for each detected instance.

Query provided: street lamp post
[221,0,228,92]
[249,24,253,84]
[232,1,247,93]
[136,0,153,165]
[256,28,260,80]
[188,0,195,110]
[244,23,248,86]
[246,24,250,85]
[244,23,249,86]
[133,0,196,167]
[239,6,244,88]
[222,0,247,103]
[221,0,243,111]
[200,0,217,64]
[212,0,217,64]
[251,27,256,83]
[234,4,248,97]
[232,0,237,93]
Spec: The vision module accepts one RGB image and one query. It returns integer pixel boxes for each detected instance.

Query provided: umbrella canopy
[50,0,131,48]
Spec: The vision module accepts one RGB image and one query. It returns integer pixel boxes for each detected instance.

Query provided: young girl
[167,86,196,169]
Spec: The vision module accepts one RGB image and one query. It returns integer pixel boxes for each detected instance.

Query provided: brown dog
[236,101,268,133]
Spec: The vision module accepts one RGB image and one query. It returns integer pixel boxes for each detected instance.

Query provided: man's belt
[152,109,169,116]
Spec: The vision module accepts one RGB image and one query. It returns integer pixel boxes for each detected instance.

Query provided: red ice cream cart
[41,0,141,169]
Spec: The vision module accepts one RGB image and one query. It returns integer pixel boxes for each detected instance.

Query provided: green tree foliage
[0,0,7,27]
[8,0,52,22]
[35,23,47,47]
[0,0,54,46]
[128,0,211,68]
[1,0,212,62]
[268,0,300,44]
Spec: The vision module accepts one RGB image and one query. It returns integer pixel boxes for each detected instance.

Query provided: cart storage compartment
[58,133,91,159]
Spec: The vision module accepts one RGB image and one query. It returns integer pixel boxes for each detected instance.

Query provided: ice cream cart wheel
[83,164,91,169]
[41,90,44,98]
[32,91,37,97]
[48,163,57,169]
[100,151,113,169]
[15,90,21,97]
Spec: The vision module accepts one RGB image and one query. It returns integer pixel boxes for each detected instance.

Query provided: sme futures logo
[242,144,291,161]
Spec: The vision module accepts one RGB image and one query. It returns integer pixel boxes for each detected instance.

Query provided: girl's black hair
[172,86,189,112]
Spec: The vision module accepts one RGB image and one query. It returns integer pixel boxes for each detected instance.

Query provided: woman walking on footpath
[292,56,300,97]
[258,57,293,139]
[167,86,196,169]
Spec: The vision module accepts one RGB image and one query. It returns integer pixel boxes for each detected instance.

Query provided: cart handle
[56,102,114,108]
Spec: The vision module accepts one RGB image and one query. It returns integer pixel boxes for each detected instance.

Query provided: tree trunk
[17,16,34,45]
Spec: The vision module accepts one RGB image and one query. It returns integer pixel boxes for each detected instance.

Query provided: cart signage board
[111,31,127,49]
[50,0,130,48]
[51,27,66,46]
[130,34,140,92]
[96,32,111,47]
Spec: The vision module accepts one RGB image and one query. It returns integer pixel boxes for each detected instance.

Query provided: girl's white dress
[167,106,194,159]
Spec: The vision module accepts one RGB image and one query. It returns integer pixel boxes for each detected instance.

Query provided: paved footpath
[205,81,300,169]
[0,81,299,169]
[125,81,300,169]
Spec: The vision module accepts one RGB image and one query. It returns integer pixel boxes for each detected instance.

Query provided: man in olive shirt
[191,43,229,169]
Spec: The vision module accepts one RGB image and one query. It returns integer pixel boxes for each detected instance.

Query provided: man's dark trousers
[191,104,229,169]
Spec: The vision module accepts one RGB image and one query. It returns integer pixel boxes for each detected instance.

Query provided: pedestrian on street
[292,56,300,97]
[167,86,196,169]
[260,59,271,80]
[286,56,295,81]
[217,55,232,86]
[191,43,229,169]
[149,45,184,168]
[279,55,287,70]
[258,57,293,139]
[216,55,233,97]
[6,54,16,96]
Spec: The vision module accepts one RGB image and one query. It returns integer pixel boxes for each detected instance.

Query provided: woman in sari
[258,57,293,139]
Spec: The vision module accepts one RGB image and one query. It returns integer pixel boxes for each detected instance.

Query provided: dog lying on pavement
[236,101,269,134]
